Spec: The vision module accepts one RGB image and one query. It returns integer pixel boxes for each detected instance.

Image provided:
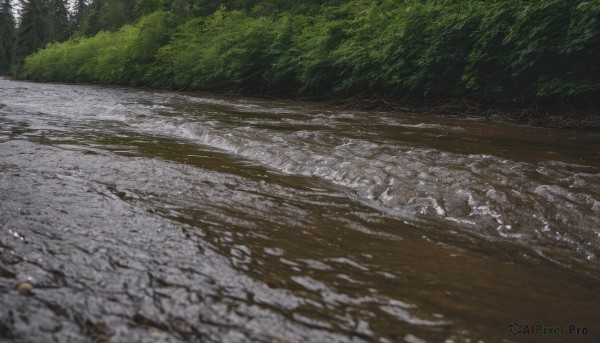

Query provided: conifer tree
[73,0,88,29]
[16,0,48,63]
[47,0,70,42]
[80,0,106,36]
[80,0,135,36]
[101,0,135,31]
[0,0,15,73]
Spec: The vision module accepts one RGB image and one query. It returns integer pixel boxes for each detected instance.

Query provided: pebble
[16,282,34,294]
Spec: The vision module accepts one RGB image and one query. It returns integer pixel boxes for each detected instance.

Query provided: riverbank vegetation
[2,0,599,123]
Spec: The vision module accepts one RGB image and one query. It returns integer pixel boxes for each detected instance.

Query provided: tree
[134,0,162,17]
[80,0,136,36]
[101,0,135,31]
[80,0,105,36]
[47,0,70,42]
[73,0,88,29]
[16,0,48,63]
[0,0,15,73]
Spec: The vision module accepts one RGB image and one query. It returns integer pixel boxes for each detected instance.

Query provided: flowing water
[0,79,599,342]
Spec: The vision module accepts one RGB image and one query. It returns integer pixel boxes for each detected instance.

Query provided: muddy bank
[326,95,600,129]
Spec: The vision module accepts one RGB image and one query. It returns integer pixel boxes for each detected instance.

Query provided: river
[1,79,599,342]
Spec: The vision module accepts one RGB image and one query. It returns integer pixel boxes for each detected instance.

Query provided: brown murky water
[1,79,599,342]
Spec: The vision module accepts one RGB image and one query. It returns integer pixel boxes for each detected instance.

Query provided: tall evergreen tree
[47,0,70,42]
[73,0,88,29]
[80,0,135,36]
[101,0,135,31]
[80,0,106,36]
[0,0,15,73]
[16,0,48,63]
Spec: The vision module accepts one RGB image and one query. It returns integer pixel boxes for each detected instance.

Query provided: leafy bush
[24,11,174,84]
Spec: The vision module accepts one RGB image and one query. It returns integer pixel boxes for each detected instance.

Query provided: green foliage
[23,11,174,84]
[80,0,137,36]
[464,0,600,101]
[72,0,88,29]
[47,0,70,42]
[152,9,283,91]
[270,13,344,95]
[21,0,600,106]
[135,0,162,17]
[0,0,15,73]
[16,0,49,63]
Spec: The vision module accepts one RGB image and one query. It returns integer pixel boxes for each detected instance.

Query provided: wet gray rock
[0,141,365,343]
